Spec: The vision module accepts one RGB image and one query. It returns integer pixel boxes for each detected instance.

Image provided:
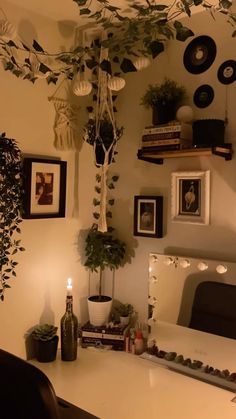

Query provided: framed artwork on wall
[171,170,210,225]
[133,195,163,238]
[22,157,67,219]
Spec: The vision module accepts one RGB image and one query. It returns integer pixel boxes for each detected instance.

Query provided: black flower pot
[34,336,59,363]
[152,103,176,125]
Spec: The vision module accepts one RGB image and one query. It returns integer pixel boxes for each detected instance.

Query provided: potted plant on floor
[140,78,186,125]
[32,324,58,362]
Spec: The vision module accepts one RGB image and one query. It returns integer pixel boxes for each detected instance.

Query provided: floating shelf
[137,143,233,165]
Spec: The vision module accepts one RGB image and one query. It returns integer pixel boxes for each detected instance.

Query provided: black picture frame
[133,195,163,238]
[22,157,67,219]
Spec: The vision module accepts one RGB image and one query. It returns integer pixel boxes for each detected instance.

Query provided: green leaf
[39,62,51,74]
[220,0,232,9]
[120,58,137,73]
[85,58,98,69]
[100,59,112,75]
[32,40,44,52]
[79,8,91,14]
[174,22,194,41]
[7,40,17,48]
[149,41,164,58]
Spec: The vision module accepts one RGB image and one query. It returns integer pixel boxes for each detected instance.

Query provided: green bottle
[60,295,78,361]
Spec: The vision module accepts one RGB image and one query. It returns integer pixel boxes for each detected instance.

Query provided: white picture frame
[171,170,210,225]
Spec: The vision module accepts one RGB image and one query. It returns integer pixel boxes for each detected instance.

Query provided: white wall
[0,4,235,357]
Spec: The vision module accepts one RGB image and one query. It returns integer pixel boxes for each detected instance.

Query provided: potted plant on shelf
[32,324,58,363]
[140,78,186,125]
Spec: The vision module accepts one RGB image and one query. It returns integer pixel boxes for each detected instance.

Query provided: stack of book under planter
[138,121,192,159]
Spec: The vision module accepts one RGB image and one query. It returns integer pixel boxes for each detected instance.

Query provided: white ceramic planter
[87,296,112,326]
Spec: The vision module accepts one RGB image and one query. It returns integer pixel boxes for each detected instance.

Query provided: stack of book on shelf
[139,121,192,157]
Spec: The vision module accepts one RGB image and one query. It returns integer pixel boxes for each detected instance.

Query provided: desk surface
[32,322,236,419]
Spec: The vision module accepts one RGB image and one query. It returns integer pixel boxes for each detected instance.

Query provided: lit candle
[66,277,73,296]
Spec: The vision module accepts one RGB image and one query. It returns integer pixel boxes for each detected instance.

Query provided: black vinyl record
[217,60,236,85]
[193,84,214,108]
[183,35,217,74]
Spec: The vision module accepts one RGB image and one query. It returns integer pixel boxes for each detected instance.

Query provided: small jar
[134,330,144,355]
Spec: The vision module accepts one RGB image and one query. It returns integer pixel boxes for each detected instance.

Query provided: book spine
[142,131,181,141]
[143,124,182,135]
[142,138,181,147]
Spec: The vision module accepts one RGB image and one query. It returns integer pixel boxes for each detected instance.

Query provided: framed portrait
[134,195,163,238]
[22,157,67,219]
[171,170,210,224]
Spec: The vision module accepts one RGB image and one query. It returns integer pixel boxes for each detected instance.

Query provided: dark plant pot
[152,103,176,125]
[34,335,59,363]
[95,143,114,166]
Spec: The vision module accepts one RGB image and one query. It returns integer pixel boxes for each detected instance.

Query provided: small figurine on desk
[60,278,79,361]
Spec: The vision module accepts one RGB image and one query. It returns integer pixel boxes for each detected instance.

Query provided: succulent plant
[32,324,58,341]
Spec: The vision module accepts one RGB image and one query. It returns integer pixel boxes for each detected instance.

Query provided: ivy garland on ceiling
[0,0,234,84]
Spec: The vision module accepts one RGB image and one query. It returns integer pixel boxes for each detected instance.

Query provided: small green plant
[116,303,134,317]
[32,324,58,341]
[140,78,186,108]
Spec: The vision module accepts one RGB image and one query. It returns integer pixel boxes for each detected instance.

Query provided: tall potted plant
[84,175,126,326]
[0,133,25,301]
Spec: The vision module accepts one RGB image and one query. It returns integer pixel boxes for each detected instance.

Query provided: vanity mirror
[148,253,236,338]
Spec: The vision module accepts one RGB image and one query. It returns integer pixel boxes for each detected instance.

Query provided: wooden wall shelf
[137,144,233,165]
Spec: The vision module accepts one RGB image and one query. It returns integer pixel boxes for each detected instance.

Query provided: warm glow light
[67,277,73,295]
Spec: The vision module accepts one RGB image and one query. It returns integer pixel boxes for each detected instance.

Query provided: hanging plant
[0,133,25,301]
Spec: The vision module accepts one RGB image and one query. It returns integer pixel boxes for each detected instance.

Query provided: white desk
[32,322,236,419]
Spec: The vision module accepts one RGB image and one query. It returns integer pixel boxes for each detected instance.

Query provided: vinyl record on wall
[193,84,214,108]
[217,60,236,85]
[183,35,217,74]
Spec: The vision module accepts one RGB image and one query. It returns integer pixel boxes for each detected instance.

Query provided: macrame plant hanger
[48,79,81,217]
[95,40,118,233]
[48,78,80,151]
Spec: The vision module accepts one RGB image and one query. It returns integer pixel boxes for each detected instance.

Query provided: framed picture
[22,157,67,219]
[134,195,163,238]
[171,170,210,224]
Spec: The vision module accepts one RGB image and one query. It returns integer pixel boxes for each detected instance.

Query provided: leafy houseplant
[32,324,58,362]
[84,174,126,326]
[0,133,25,301]
[140,78,186,124]
[83,110,124,166]
[116,303,134,318]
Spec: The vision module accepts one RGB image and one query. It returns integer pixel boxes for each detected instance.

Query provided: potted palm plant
[140,78,186,125]
[32,324,59,362]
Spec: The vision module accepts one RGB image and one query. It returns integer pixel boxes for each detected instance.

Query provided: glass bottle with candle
[60,279,78,361]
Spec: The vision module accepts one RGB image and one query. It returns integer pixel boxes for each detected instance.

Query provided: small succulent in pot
[32,324,58,362]
[32,324,58,341]
[116,303,134,317]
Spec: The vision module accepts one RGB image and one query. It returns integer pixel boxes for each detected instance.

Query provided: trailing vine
[0,0,234,84]
[0,133,25,301]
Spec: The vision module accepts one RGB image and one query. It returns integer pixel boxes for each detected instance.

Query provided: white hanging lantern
[108,76,126,91]
[72,79,92,96]
[133,56,151,71]
[0,19,17,41]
